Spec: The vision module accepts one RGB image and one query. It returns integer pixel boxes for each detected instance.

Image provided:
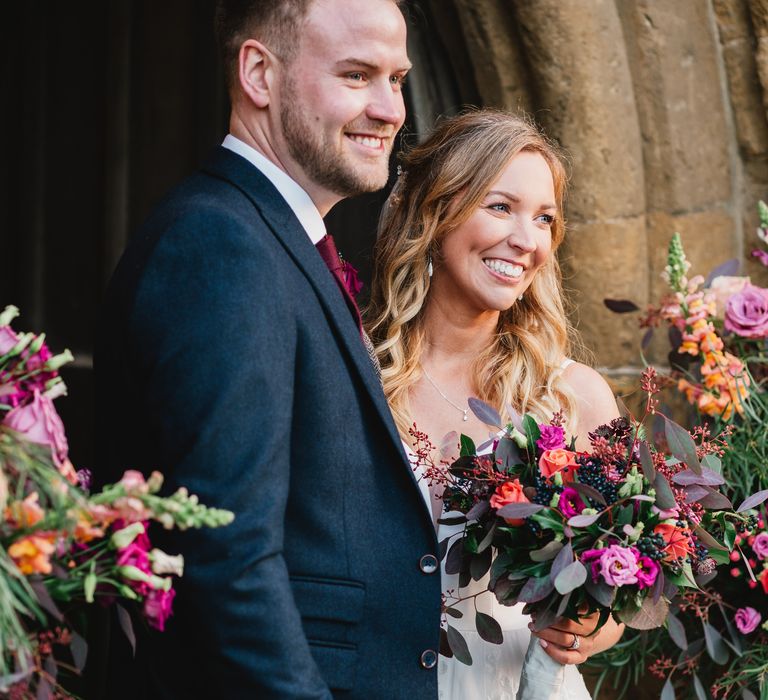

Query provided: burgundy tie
[315,234,363,334]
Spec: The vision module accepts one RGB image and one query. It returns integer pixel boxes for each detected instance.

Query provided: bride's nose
[505,220,537,253]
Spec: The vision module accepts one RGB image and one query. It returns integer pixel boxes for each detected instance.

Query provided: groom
[94,0,441,698]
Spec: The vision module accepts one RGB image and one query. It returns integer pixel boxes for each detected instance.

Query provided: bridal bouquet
[596,221,768,698]
[0,306,234,698]
[415,369,766,700]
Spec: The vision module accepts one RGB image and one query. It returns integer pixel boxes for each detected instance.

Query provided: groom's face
[277,0,410,198]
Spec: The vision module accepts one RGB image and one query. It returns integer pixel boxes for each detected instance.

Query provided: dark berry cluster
[531,474,559,506]
[636,533,667,561]
[588,416,632,443]
[575,457,618,505]
[740,513,759,533]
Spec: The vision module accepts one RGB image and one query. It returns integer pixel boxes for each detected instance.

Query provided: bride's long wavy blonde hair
[366,109,583,439]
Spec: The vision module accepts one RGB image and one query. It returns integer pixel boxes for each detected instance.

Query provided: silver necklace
[421,366,469,421]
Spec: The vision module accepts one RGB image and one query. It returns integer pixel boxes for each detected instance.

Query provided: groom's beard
[280,77,395,198]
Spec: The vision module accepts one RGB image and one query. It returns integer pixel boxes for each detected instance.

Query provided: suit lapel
[202,148,421,490]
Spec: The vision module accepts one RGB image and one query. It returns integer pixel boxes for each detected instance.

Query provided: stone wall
[421,0,768,386]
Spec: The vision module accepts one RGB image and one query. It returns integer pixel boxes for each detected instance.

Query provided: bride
[366,110,625,698]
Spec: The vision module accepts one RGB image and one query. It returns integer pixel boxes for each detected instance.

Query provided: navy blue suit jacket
[93,147,441,698]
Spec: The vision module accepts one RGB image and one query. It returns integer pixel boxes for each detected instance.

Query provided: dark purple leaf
[664,416,701,473]
[699,487,732,510]
[117,604,136,656]
[672,468,725,486]
[446,625,473,665]
[439,627,453,658]
[476,611,503,645]
[554,561,587,595]
[703,622,729,664]
[571,481,607,506]
[445,538,466,575]
[438,514,468,526]
[505,404,525,432]
[438,536,452,561]
[666,614,688,650]
[661,677,676,700]
[692,674,707,700]
[654,473,677,509]
[736,489,768,512]
[641,327,654,350]
[652,569,665,604]
[585,577,615,607]
[444,606,463,619]
[468,397,502,428]
[742,689,757,700]
[668,326,683,351]
[603,299,640,313]
[518,576,555,603]
[568,512,602,527]
[530,540,563,562]
[550,542,574,582]
[70,631,88,672]
[30,579,63,622]
[693,525,727,552]
[496,437,524,471]
[36,677,53,700]
[556,591,572,618]
[639,441,655,482]
[496,502,545,519]
[704,258,740,287]
[476,521,498,554]
[466,500,490,522]
[684,485,709,504]
[470,547,492,581]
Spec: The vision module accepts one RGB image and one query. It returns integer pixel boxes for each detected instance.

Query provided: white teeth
[483,259,524,278]
[350,135,383,149]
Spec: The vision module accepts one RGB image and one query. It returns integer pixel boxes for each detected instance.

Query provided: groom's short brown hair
[214,0,405,91]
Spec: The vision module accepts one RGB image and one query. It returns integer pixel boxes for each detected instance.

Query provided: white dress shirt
[222,134,326,245]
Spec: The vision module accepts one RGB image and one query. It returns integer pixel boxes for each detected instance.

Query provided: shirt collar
[222,134,326,245]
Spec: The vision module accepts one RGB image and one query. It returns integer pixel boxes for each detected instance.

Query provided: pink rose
[753,532,768,560]
[724,284,768,338]
[709,276,750,318]
[536,425,566,451]
[598,545,640,587]
[144,587,176,631]
[0,326,20,355]
[734,607,761,634]
[3,391,68,464]
[538,449,579,484]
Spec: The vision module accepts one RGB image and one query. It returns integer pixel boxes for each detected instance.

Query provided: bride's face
[431,150,556,315]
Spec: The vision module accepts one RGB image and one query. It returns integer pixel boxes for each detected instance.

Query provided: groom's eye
[347,72,366,82]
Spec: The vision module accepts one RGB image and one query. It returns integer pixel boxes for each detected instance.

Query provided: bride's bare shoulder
[559,361,620,429]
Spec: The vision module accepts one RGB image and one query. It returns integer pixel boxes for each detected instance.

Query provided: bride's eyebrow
[486,190,556,211]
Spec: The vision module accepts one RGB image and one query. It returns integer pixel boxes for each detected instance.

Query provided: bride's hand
[527,611,624,665]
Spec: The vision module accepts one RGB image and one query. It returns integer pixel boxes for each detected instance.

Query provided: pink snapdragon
[144,587,176,631]
[536,425,566,451]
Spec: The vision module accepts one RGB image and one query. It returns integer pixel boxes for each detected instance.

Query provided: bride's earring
[427,254,433,278]
[518,293,524,301]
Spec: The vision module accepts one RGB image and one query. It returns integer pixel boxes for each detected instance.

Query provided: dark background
[0,0,479,470]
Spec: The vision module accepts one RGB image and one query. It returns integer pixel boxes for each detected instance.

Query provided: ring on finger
[567,633,580,651]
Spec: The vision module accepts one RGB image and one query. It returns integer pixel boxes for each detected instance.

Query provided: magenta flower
[753,532,768,560]
[581,549,605,582]
[144,587,176,631]
[724,284,768,338]
[536,424,566,451]
[734,607,761,634]
[636,555,660,590]
[558,487,585,518]
[598,545,640,587]
[753,249,768,267]
[3,390,69,464]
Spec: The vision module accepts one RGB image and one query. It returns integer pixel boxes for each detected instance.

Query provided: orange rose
[538,449,579,484]
[490,479,530,526]
[653,523,693,562]
[8,533,56,575]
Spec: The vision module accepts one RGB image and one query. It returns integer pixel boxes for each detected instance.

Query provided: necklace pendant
[462,411,468,422]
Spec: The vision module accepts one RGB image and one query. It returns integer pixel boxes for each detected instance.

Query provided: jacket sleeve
[129,208,332,699]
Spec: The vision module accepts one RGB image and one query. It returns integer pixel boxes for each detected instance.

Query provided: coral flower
[653,523,693,562]
[490,479,530,526]
[538,449,579,484]
[5,492,45,527]
[9,533,56,575]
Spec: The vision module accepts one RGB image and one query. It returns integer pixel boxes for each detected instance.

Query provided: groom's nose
[365,81,406,129]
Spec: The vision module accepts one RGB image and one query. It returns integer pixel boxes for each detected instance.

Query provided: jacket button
[419,554,439,574]
[420,649,438,669]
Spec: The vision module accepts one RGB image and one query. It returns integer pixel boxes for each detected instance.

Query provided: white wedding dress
[407,361,592,699]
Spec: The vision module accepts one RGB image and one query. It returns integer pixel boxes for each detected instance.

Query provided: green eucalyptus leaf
[554,560,587,595]
[476,611,503,645]
[446,624,473,665]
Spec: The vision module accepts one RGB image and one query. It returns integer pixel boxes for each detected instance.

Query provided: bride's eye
[487,202,510,213]
[536,213,555,226]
